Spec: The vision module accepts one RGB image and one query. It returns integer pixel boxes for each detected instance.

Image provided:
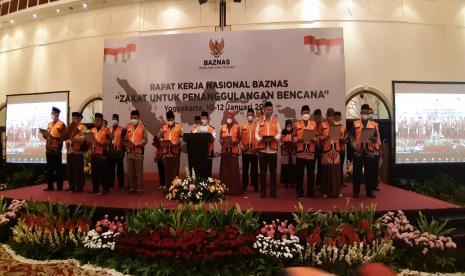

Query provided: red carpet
[0,175,460,212]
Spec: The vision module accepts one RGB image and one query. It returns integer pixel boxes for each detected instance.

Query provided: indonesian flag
[104,43,137,63]
[304,36,343,55]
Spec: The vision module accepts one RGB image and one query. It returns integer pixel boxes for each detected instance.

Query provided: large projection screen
[394,81,465,164]
[6,91,69,163]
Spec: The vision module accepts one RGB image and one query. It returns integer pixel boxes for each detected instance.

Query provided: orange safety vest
[257,116,279,151]
[220,123,240,156]
[91,126,110,155]
[47,120,65,151]
[353,119,381,154]
[161,122,182,156]
[294,120,317,153]
[337,124,347,152]
[192,125,215,157]
[241,121,258,154]
[71,123,86,152]
[280,133,294,156]
[126,122,146,155]
[111,126,124,152]
[320,125,341,153]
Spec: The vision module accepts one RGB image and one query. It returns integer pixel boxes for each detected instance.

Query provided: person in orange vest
[280,120,296,188]
[159,110,183,188]
[108,114,126,189]
[350,104,381,198]
[219,112,242,194]
[294,105,318,198]
[255,101,281,198]
[319,109,343,198]
[43,107,66,191]
[241,108,259,193]
[334,111,348,187]
[367,107,382,191]
[90,113,111,195]
[193,111,217,177]
[65,112,87,192]
[125,110,147,195]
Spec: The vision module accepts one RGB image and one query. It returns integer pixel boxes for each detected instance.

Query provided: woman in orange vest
[90,113,112,195]
[241,108,259,193]
[159,110,183,188]
[280,120,296,188]
[319,109,343,198]
[219,112,242,194]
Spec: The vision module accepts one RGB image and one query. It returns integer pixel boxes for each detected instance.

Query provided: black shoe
[43,188,54,191]
[65,188,74,192]
[374,188,380,191]
[307,193,315,198]
[57,188,63,191]
[296,194,304,199]
[353,194,359,199]
[271,194,277,198]
[367,194,376,198]
[253,188,259,192]
[89,191,98,194]
[101,190,109,195]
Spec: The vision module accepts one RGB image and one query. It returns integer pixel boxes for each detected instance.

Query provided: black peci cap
[301,105,310,112]
[94,113,103,119]
[130,110,140,116]
[72,112,82,118]
[361,104,370,111]
[52,107,61,114]
[166,110,175,119]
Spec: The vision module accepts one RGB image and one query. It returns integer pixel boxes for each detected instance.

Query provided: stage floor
[0,176,460,213]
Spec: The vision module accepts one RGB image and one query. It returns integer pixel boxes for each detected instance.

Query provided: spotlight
[56,9,60,13]
[82,3,87,9]
[32,13,37,18]
[10,20,14,24]
[199,0,207,4]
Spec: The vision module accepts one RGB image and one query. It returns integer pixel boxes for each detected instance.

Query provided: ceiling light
[32,14,37,18]
[10,20,14,24]
[82,3,87,9]
[56,9,60,13]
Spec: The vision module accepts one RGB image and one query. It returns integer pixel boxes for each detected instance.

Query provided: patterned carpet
[0,244,121,276]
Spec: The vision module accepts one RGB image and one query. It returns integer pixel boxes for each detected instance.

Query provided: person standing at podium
[43,107,66,191]
[159,111,183,187]
[192,116,201,131]
[241,108,259,192]
[255,101,281,198]
[125,110,147,195]
[219,112,242,194]
[193,111,217,177]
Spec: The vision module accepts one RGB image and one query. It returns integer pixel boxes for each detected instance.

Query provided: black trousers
[91,155,109,193]
[157,159,166,187]
[108,153,125,188]
[295,158,316,197]
[242,154,259,192]
[353,153,377,196]
[365,156,380,189]
[46,152,63,190]
[259,152,277,197]
[67,153,84,191]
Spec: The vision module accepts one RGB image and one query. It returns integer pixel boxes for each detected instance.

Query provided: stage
[0,174,461,215]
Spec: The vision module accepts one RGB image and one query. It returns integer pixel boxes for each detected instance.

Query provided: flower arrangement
[0,198,28,226]
[253,219,303,260]
[12,213,91,249]
[0,183,7,191]
[83,215,127,250]
[166,168,227,203]
[115,225,256,263]
[380,210,457,255]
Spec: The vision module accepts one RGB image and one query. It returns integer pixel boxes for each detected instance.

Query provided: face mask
[302,114,310,121]
[266,112,272,118]
[111,120,119,126]
[226,118,233,124]
[361,114,368,120]
[247,115,254,122]
[368,115,374,120]
[51,115,55,120]
[334,120,341,125]
[131,119,139,125]
[168,120,174,126]
[201,119,208,125]
[286,127,292,132]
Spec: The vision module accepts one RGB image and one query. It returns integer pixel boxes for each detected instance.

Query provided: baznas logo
[209,38,224,58]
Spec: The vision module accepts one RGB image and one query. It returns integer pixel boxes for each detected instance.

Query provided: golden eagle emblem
[209,38,224,58]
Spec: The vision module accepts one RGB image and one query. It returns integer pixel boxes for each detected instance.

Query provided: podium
[183,133,212,179]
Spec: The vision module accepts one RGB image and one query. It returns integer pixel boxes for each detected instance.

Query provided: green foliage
[396,172,465,206]
[0,196,7,213]
[125,202,259,234]
[416,211,456,236]
[25,200,95,224]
